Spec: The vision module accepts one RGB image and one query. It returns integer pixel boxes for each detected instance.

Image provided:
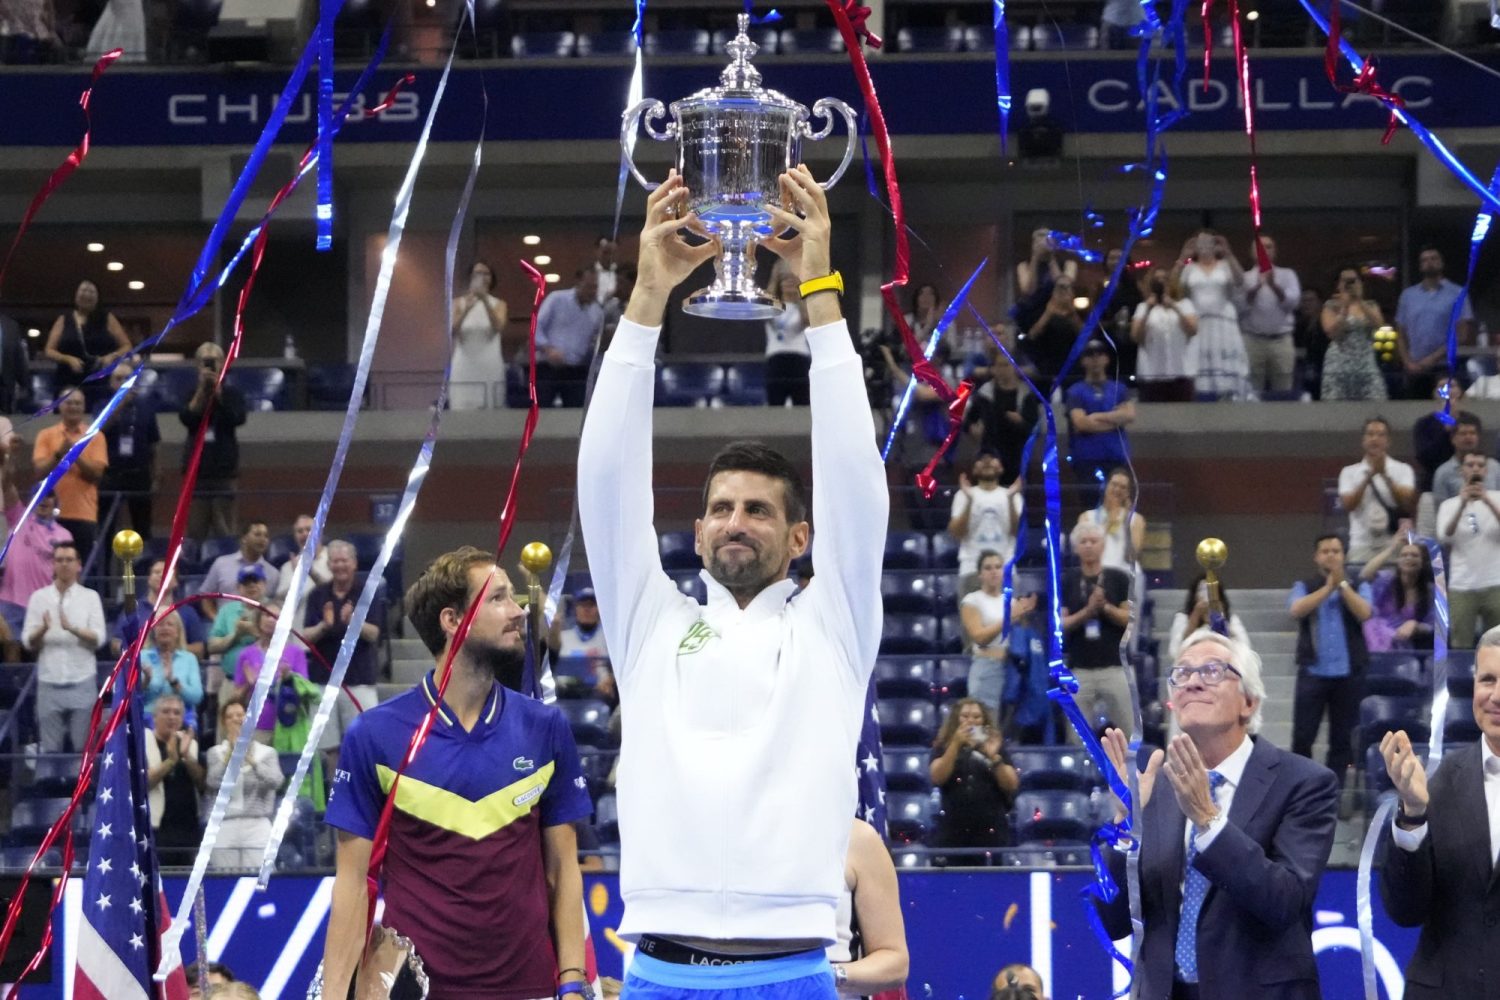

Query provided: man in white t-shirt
[947,451,1023,593]
[1337,417,1416,563]
[1437,451,1500,647]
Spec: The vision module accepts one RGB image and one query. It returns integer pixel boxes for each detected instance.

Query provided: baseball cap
[238,565,267,583]
[574,586,597,603]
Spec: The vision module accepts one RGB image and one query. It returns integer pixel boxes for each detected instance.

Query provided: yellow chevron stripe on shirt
[375,761,555,840]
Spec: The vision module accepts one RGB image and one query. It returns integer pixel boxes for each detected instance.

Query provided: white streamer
[154,13,471,976]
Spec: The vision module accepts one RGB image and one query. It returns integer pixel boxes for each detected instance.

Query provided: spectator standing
[1167,573,1250,662]
[141,611,204,718]
[1411,379,1466,493]
[207,566,267,683]
[1238,234,1302,396]
[1172,230,1248,399]
[1060,520,1133,737]
[1022,273,1083,395]
[1065,340,1134,486]
[949,452,1023,591]
[143,692,204,865]
[1437,451,1500,648]
[534,267,603,407]
[546,586,611,699]
[112,558,206,660]
[32,392,107,561]
[1077,466,1146,578]
[1359,534,1436,653]
[271,513,331,623]
[99,363,159,538]
[1431,411,1500,508]
[1011,229,1078,357]
[963,354,1037,485]
[961,551,1036,724]
[199,520,279,615]
[905,283,943,341]
[1102,248,1143,384]
[1295,286,1327,399]
[302,539,385,771]
[1321,268,1388,401]
[233,602,310,743]
[765,262,811,406]
[1396,247,1475,400]
[593,235,620,305]
[1130,265,1198,402]
[1288,534,1372,778]
[1338,417,1416,562]
[181,342,247,540]
[0,473,70,642]
[0,310,33,413]
[928,698,1020,858]
[204,699,284,870]
[449,260,508,412]
[43,279,131,410]
[22,541,104,752]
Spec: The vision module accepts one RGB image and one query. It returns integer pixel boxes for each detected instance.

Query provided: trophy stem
[683,220,779,319]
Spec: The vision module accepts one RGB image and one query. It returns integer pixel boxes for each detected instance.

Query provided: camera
[1149,279,1166,297]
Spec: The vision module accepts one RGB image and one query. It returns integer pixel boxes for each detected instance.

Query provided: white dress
[1181,261,1248,398]
[450,297,506,411]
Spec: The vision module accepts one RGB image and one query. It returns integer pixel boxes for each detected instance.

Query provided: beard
[465,638,527,691]
[706,537,781,598]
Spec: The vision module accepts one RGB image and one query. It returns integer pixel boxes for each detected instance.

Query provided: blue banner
[26,868,1417,998]
[0,51,1494,147]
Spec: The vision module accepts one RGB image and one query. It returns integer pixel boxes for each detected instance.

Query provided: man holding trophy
[579,151,886,999]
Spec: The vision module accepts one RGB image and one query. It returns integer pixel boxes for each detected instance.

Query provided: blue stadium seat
[1467,354,1498,382]
[1365,652,1425,696]
[511,31,577,58]
[777,29,844,54]
[933,657,969,699]
[928,533,960,572]
[6,798,73,842]
[883,532,929,570]
[877,698,938,745]
[644,29,712,56]
[558,700,612,748]
[882,748,931,792]
[669,571,707,604]
[28,756,79,799]
[880,615,939,655]
[881,573,937,615]
[595,792,619,843]
[659,531,701,572]
[887,791,934,843]
[895,26,966,53]
[576,31,636,56]
[937,614,966,654]
[1358,695,1430,757]
[656,364,725,407]
[1009,747,1101,793]
[1028,23,1098,50]
[197,535,239,566]
[933,572,961,616]
[1014,790,1093,844]
[151,366,200,409]
[1447,672,1474,700]
[873,657,935,698]
[723,363,767,406]
[1446,648,1476,683]
[226,368,287,410]
[307,363,361,411]
[1444,698,1480,745]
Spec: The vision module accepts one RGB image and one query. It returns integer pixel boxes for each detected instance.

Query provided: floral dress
[1321,300,1387,401]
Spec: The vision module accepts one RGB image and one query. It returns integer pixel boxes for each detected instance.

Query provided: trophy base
[682,286,779,320]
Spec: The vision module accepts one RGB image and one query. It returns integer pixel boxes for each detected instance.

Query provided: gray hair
[1070,519,1105,547]
[1478,625,1500,653]
[1177,627,1265,734]
[326,539,357,560]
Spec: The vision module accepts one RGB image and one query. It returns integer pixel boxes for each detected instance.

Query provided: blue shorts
[622,950,836,1000]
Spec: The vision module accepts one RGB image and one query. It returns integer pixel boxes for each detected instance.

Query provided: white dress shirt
[22,581,106,685]
[1392,737,1500,866]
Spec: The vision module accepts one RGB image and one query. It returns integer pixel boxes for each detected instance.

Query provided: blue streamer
[315,0,342,251]
[745,0,782,23]
[880,258,987,461]
[1439,163,1500,424]
[992,0,1010,151]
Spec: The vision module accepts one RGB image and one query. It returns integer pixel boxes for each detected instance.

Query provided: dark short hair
[1362,416,1390,434]
[1314,533,1345,552]
[1455,412,1483,433]
[576,265,594,280]
[405,546,497,655]
[977,549,1005,570]
[241,520,268,537]
[701,441,807,524]
[52,542,79,560]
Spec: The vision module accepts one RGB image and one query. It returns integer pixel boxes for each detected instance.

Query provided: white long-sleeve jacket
[578,316,886,945]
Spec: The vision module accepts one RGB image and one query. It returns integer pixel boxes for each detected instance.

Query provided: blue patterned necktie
[1175,770,1227,983]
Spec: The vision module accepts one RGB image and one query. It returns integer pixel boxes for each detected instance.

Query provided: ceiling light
[128,280,145,291]
[1245,8,1260,19]
[26,328,40,338]
[523,235,542,246]
[106,261,124,272]
[86,242,105,253]
[544,272,561,284]
[1073,296,1090,310]
[424,0,435,5]
[533,254,552,265]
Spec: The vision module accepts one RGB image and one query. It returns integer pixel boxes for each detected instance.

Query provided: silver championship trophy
[307,924,429,999]
[622,14,858,319]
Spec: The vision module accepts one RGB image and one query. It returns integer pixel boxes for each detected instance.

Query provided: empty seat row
[886,788,1107,846]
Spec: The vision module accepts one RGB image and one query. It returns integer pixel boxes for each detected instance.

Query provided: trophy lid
[673,13,804,115]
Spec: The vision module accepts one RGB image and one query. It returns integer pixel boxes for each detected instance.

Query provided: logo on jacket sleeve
[677,619,720,656]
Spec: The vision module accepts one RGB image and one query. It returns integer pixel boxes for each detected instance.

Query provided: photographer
[1320,266,1387,401]
[1437,450,1500,647]
[1130,265,1198,402]
[180,342,247,540]
[928,698,1020,860]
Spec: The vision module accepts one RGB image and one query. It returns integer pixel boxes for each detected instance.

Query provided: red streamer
[823,0,971,497]
[363,73,416,119]
[0,48,122,295]
[1202,0,1272,273]
[1324,0,1404,144]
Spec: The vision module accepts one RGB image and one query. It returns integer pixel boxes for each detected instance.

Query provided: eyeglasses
[1168,660,1242,688]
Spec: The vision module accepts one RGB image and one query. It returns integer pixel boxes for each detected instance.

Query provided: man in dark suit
[0,311,33,414]
[1378,626,1500,999]
[1098,628,1340,1000]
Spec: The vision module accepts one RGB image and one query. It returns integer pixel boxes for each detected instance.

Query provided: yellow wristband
[798,271,844,299]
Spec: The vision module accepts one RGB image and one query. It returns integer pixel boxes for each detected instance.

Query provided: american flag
[73,666,188,1000]
[856,676,889,835]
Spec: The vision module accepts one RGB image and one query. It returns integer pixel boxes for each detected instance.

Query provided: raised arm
[578,173,719,672]
[764,167,888,675]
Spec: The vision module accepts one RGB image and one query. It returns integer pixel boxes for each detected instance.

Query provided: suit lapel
[1226,736,1277,833]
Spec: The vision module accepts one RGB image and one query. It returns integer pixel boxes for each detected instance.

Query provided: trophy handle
[621,98,677,192]
[803,97,859,190]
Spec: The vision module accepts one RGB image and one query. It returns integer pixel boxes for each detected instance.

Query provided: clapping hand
[1380,730,1429,817]
[1164,735,1218,829]
[1103,727,1163,823]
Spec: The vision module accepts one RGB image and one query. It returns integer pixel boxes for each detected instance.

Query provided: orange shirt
[32,423,108,523]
